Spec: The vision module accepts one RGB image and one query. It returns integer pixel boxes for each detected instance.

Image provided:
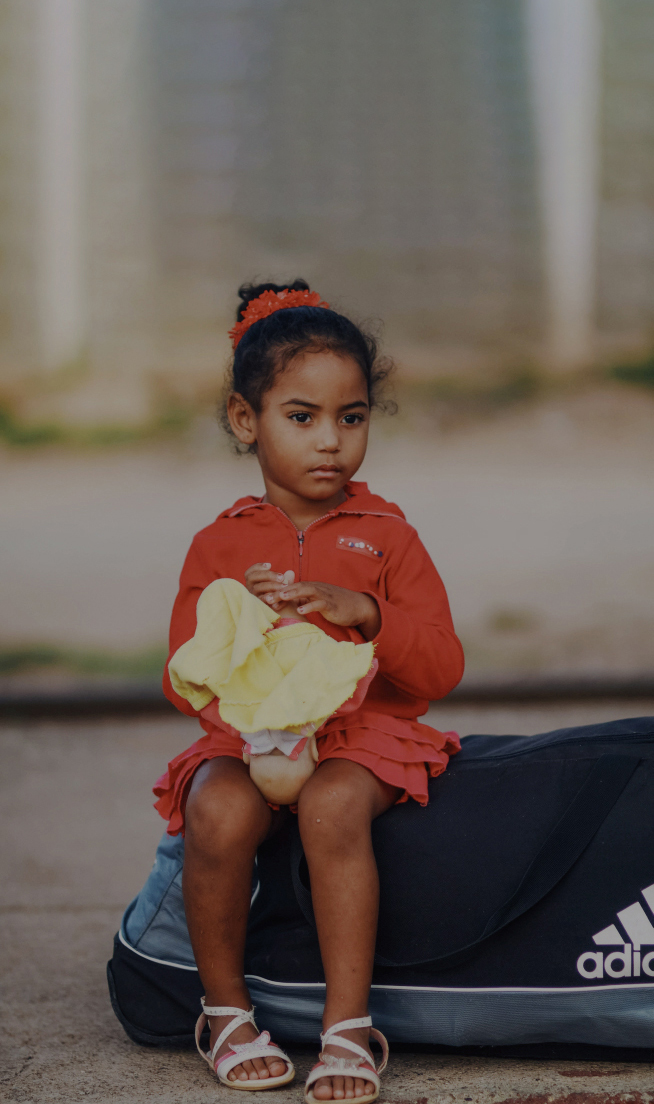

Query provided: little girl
[154,281,464,1101]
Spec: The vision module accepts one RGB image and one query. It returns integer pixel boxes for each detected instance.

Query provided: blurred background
[2,0,654,691]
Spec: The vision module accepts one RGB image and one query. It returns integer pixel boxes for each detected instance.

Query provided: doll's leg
[298,760,400,1101]
[183,756,289,1083]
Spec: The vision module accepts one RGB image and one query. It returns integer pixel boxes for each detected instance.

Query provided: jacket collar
[222,481,404,521]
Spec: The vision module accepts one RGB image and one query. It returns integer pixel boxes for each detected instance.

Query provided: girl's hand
[244,563,296,613]
[278,581,381,640]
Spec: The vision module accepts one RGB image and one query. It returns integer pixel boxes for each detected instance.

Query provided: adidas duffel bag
[108,715,654,1060]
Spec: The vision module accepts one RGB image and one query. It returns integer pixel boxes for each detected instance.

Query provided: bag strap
[291,829,315,928]
[375,753,641,969]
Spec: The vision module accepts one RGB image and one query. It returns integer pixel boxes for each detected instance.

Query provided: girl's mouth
[310,466,341,479]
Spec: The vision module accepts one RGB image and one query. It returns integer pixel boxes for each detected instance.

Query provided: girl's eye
[342,413,364,425]
[289,412,312,423]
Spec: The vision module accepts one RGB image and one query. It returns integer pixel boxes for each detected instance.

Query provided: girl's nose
[317,423,340,451]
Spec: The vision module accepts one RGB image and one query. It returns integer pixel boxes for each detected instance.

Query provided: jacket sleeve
[366,527,464,701]
[162,537,217,716]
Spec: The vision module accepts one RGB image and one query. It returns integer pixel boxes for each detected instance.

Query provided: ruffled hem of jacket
[153,709,460,835]
[317,710,460,805]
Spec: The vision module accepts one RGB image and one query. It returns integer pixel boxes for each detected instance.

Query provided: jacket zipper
[270,507,336,580]
[256,501,396,580]
[294,511,341,579]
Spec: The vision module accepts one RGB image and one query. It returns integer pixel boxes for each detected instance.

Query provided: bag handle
[290,754,640,969]
[291,831,315,928]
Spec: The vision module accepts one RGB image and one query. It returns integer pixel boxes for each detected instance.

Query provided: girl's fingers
[249,591,284,610]
[295,600,327,615]
[244,562,271,577]
[250,579,285,597]
[253,587,286,609]
[276,584,329,616]
[278,584,318,602]
[247,569,282,585]
[246,567,297,597]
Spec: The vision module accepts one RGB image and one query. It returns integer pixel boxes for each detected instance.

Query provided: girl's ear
[227,392,257,447]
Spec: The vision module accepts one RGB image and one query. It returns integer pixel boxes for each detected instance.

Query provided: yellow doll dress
[168,579,376,802]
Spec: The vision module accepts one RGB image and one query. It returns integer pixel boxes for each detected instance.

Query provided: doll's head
[222,280,395,505]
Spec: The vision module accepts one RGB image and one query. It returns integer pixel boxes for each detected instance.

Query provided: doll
[169,577,376,805]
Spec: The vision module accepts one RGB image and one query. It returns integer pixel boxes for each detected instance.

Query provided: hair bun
[236,279,311,322]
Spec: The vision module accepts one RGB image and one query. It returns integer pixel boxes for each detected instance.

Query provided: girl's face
[228,350,370,505]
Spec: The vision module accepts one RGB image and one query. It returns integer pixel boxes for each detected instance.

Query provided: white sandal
[304,1016,388,1104]
[195,1000,295,1090]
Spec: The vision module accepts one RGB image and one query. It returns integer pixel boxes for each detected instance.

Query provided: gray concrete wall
[597,0,654,356]
[0,2,41,380]
[1,2,654,421]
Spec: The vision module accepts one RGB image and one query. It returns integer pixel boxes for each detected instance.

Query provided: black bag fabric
[108,715,654,1058]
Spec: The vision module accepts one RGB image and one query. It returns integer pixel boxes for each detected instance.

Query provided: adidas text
[577,882,654,979]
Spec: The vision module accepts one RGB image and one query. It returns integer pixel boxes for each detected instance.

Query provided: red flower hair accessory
[229,288,330,349]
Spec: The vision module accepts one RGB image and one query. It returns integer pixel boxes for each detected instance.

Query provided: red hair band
[229,288,330,349]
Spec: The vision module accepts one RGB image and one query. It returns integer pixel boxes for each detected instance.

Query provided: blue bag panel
[248,975,654,1049]
[108,932,654,1053]
[122,831,197,968]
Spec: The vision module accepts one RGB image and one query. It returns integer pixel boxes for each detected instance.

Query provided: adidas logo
[577,883,654,979]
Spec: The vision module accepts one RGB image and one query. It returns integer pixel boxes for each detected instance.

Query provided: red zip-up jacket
[163,481,464,721]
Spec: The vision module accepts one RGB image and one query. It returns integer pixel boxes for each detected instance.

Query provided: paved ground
[3,703,654,1103]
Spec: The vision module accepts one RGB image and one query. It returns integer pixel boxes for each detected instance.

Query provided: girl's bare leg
[183,756,289,1083]
[298,759,400,1101]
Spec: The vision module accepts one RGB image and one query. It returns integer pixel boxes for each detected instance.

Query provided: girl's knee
[298,765,371,844]
[185,770,269,850]
[300,758,372,803]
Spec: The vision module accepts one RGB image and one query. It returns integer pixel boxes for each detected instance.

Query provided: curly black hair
[220,280,395,453]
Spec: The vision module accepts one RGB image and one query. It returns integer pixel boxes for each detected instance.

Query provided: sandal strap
[321,1036,371,1064]
[194,1002,258,1068]
[369,1028,389,1074]
[317,1017,388,1076]
[201,999,257,1021]
[321,1017,372,1041]
[305,1058,380,1093]
[216,1033,290,1079]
